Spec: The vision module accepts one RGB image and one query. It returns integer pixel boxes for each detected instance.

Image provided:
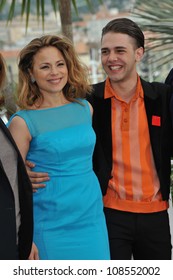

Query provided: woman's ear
[28,70,35,83]
[30,76,36,83]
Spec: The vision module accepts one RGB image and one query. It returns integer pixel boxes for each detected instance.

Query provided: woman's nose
[50,66,58,74]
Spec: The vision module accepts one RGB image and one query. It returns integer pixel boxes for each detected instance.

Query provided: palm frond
[51,0,58,18]
[0,0,7,11]
[36,0,40,22]
[41,0,45,30]
[1,0,104,33]
[7,0,16,22]
[25,0,31,31]
[21,0,26,16]
[72,0,78,15]
[131,0,173,79]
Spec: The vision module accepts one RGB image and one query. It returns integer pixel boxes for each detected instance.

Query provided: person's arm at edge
[8,116,40,260]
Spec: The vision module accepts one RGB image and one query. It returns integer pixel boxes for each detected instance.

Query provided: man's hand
[25,160,49,192]
[28,243,39,260]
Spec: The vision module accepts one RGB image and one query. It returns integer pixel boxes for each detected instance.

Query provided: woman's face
[30,46,68,96]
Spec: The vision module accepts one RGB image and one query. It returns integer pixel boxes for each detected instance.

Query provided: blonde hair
[0,53,6,90]
[0,53,6,106]
[17,35,92,109]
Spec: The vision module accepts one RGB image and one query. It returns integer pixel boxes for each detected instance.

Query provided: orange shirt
[103,77,168,213]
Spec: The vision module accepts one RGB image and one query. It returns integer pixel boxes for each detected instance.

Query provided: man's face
[101,32,143,84]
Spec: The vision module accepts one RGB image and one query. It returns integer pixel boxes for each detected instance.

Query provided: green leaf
[41,0,45,30]
[36,0,40,22]
[72,0,78,15]
[51,0,58,18]
[25,0,31,31]
[0,0,7,11]
[85,0,94,13]
[7,0,16,22]
[132,0,173,77]
[21,0,26,17]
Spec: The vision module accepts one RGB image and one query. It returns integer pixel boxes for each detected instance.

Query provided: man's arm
[25,160,50,191]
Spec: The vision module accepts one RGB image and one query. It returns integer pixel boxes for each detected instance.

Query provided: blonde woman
[8,35,110,260]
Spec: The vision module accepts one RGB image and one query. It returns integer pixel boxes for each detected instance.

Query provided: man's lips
[109,65,122,70]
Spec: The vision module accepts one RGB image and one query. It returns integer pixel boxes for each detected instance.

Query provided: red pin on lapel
[152,115,161,126]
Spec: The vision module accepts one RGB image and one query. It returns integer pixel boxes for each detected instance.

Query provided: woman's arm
[9,116,49,191]
[8,116,31,162]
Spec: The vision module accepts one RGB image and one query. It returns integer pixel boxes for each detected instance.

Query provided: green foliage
[0,0,103,30]
[0,0,57,30]
[132,0,173,200]
[132,0,173,72]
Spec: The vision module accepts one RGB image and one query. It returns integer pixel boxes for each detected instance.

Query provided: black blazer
[0,118,33,260]
[88,78,173,200]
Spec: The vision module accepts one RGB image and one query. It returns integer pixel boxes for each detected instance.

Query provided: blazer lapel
[92,82,112,169]
[141,79,162,172]
[0,117,20,155]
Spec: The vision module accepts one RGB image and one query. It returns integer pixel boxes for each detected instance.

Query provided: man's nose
[108,51,118,61]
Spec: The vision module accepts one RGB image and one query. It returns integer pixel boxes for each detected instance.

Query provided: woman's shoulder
[7,108,37,127]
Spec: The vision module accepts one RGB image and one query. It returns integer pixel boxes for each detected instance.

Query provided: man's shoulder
[92,81,106,93]
[87,81,106,103]
[141,78,171,91]
[140,78,172,98]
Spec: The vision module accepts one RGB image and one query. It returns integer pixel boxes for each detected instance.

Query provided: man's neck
[110,75,138,103]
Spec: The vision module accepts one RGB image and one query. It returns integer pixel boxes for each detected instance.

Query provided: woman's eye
[57,63,64,67]
[41,65,49,69]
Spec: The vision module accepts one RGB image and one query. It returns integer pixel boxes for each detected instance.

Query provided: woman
[0,53,33,260]
[8,35,110,260]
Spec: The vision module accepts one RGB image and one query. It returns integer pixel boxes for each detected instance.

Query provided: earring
[31,77,36,83]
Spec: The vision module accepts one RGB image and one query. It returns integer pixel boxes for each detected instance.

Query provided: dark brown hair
[102,18,145,49]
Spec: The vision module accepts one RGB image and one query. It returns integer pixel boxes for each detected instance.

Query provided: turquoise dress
[9,99,110,260]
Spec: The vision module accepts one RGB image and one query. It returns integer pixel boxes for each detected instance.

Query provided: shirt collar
[104,76,144,101]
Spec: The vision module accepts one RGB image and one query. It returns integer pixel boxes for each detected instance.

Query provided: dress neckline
[27,102,73,112]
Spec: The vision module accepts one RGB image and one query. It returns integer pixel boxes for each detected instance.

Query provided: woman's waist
[27,156,94,175]
[31,166,95,177]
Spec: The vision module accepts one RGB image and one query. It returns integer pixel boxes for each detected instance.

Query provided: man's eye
[101,50,109,55]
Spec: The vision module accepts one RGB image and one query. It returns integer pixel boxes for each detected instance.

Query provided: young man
[88,18,173,260]
[27,18,173,260]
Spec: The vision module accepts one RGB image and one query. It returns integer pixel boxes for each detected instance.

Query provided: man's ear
[135,47,144,62]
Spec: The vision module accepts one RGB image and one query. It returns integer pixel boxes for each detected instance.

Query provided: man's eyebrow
[101,46,126,50]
